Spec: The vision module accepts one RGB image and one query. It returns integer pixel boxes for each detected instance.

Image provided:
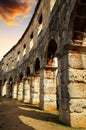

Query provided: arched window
[9,77,13,85]
[47,39,57,67]
[6,64,8,72]
[23,44,26,56]
[35,58,40,74]
[38,14,43,35]
[11,59,14,69]
[17,51,20,62]
[19,73,23,81]
[26,67,30,77]
[30,32,33,51]
[72,0,86,45]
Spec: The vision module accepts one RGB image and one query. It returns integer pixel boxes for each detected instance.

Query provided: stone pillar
[30,74,40,105]
[2,81,7,97]
[6,81,13,98]
[40,67,57,111]
[58,44,86,128]
[13,82,18,99]
[17,80,24,101]
[23,77,31,103]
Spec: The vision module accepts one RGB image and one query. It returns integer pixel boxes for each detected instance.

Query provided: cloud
[0,0,36,25]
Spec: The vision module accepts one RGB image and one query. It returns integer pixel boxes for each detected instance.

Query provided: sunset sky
[0,0,38,60]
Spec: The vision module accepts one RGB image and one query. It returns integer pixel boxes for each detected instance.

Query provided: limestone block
[69,68,86,83]
[13,84,17,99]
[69,99,86,113]
[43,78,56,88]
[24,90,30,95]
[59,68,86,84]
[44,94,56,102]
[68,53,86,69]
[44,69,56,79]
[70,113,86,128]
[31,93,39,105]
[68,83,86,98]
[43,101,57,111]
[2,84,7,96]
[18,82,23,101]
[44,87,56,94]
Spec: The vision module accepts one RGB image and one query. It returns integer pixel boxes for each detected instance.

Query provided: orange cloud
[0,0,37,25]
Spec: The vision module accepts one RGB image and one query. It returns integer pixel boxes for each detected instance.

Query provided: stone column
[6,82,10,98]
[2,81,7,97]
[30,74,40,105]
[17,80,24,101]
[40,67,57,111]
[58,44,86,128]
[23,77,31,103]
[12,81,18,99]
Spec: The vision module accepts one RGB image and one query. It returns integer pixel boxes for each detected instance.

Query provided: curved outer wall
[0,0,86,128]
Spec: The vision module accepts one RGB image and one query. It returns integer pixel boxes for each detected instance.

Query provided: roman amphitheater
[0,0,86,128]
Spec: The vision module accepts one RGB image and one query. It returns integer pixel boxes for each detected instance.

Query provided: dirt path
[0,97,84,130]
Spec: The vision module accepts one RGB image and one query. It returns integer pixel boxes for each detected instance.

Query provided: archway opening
[31,58,40,105]
[26,67,30,77]
[35,58,40,74]
[19,73,23,81]
[47,39,57,67]
[40,39,58,111]
[72,0,86,45]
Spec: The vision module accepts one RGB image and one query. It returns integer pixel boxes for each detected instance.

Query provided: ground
[0,97,85,130]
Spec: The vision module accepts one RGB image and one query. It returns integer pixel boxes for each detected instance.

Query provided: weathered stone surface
[43,101,57,111]
[68,53,86,69]
[18,82,23,101]
[70,113,86,128]
[0,0,86,128]
[68,83,86,98]
[69,68,86,83]
[13,83,17,99]
[23,79,30,103]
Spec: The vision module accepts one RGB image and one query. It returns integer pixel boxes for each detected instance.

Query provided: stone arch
[46,39,57,67]
[69,0,86,45]
[40,39,58,111]
[31,57,41,105]
[59,0,86,127]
